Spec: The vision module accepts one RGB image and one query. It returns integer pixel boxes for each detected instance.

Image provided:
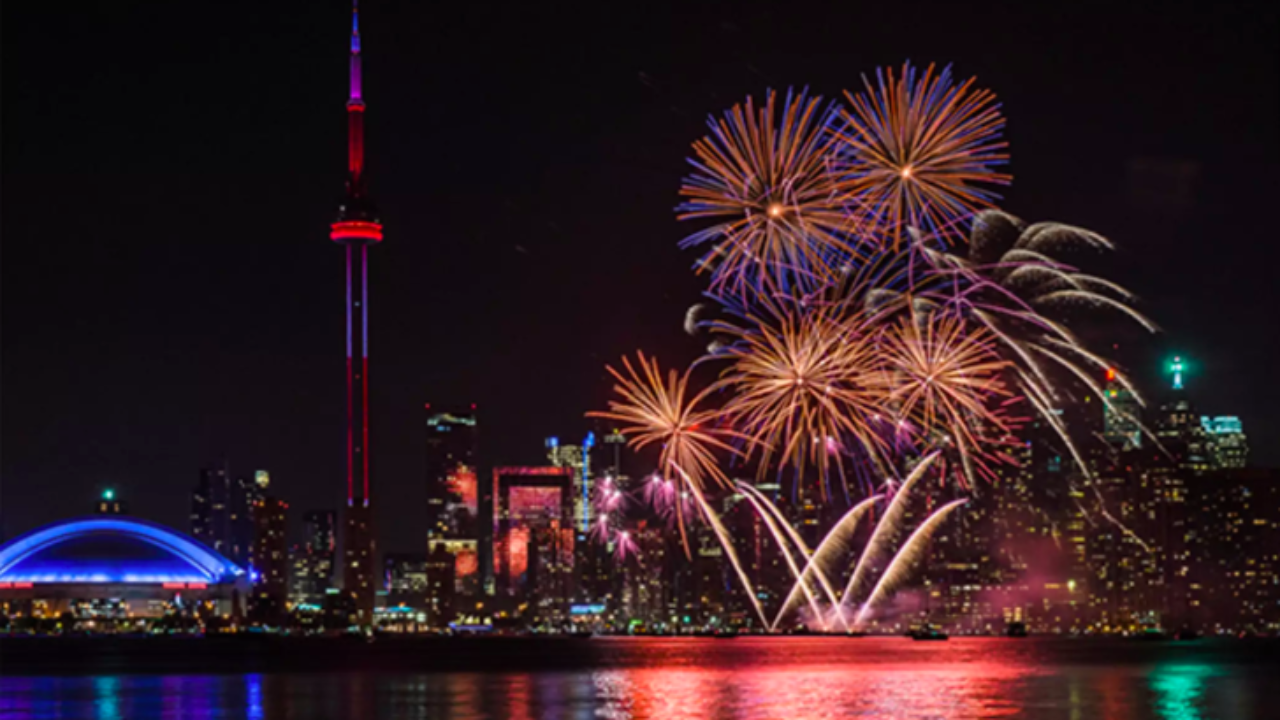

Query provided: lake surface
[2,637,1275,719]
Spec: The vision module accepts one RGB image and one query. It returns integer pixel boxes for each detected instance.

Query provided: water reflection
[0,639,1269,720]
[1150,663,1213,720]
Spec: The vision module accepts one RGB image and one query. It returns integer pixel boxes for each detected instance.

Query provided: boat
[908,624,949,641]
[1173,628,1200,641]
[1005,622,1028,637]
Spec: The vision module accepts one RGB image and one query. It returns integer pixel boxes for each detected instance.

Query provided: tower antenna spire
[349,0,363,106]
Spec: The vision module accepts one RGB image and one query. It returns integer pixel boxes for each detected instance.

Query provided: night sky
[3,1,1277,552]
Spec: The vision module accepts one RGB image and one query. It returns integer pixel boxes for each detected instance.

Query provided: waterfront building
[249,496,288,623]
[491,466,575,622]
[0,517,247,618]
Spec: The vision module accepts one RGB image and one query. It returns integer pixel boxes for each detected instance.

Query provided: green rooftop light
[103,489,115,501]
[1168,356,1186,390]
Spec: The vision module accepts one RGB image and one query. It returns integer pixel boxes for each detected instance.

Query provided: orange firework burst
[835,62,1010,247]
[678,89,861,296]
[714,301,892,495]
[881,310,1018,484]
[588,352,739,491]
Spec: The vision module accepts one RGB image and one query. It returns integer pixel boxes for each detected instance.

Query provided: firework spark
[613,530,637,562]
[835,62,1010,247]
[679,89,860,295]
[772,493,881,630]
[854,498,967,626]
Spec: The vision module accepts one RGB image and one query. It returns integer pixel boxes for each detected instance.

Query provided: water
[2,637,1274,719]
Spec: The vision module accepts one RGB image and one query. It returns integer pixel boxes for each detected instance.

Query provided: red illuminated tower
[332,0,381,626]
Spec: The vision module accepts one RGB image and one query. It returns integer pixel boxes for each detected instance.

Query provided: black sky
[3,1,1277,551]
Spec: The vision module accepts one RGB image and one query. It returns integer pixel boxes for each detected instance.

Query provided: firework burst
[835,62,1010,247]
[712,299,893,498]
[881,309,1019,485]
[589,352,740,491]
[679,89,860,295]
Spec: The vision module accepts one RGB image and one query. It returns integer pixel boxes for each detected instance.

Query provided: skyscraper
[1201,416,1248,469]
[250,495,289,624]
[546,434,595,533]
[190,463,255,566]
[425,406,479,541]
[292,510,337,601]
[330,0,383,625]
[492,466,575,618]
[1102,367,1142,449]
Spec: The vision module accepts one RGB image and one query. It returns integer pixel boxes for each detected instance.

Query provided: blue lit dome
[0,517,244,585]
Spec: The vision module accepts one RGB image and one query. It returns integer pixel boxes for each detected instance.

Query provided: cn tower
[331,0,381,625]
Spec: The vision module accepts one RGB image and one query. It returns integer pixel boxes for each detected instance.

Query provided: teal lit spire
[1170,356,1185,390]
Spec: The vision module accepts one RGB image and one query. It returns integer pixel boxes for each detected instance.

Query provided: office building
[426,406,480,541]
[547,434,596,533]
[190,464,258,567]
[492,466,575,622]
[384,552,429,608]
[1201,416,1248,470]
[249,496,288,624]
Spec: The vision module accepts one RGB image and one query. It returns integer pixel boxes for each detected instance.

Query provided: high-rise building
[425,406,479,541]
[425,543,458,626]
[384,552,429,608]
[600,427,628,478]
[622,520,670,630]
[190,463,256,566]
[1185,468,1280,633]
[492,466,575,622]
[250,496,288,624]
[1102,367,1143,449]
[331,0,384,626]
[289,510,336,603]
[304,510,337,560]
[547,434,596,533]
[1201,416,1248,470]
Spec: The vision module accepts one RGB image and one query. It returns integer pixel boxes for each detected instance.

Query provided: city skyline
[3,0,1277,560]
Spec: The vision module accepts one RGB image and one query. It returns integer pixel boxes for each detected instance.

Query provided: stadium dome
[0,517,244,587]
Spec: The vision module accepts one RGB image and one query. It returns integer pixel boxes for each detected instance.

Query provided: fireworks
[668,454,964,632]
[589,352,740,492]
[713,299,893,497]
[679,89,859,295]
[584,60,1152,632]
[881,310,1018,486]
[834,62,1010,247]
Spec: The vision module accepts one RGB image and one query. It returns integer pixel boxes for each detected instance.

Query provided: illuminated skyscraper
[191,463,256,567]
[492,466,575,622]
[425,406,479,540]
[547,434,595,533]
[1102,367,1142,449]
[330,0,384,625]
[384,552,429,607]
[1201,416,1248,470]
[250,495,288,624]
